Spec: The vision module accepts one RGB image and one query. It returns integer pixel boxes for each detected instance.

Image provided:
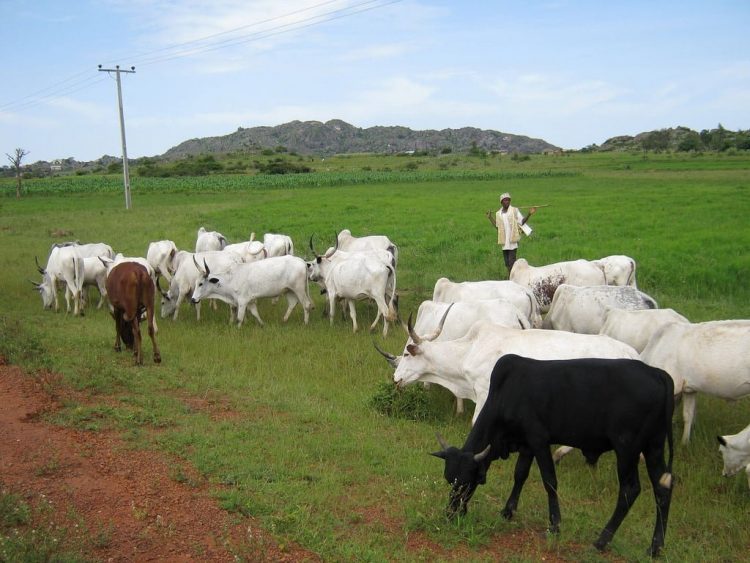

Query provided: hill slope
[162,119,560,158]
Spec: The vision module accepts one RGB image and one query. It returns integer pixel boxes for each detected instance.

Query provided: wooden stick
[515,204,551,209]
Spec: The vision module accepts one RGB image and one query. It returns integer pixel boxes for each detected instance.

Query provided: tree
[5,148,29,199]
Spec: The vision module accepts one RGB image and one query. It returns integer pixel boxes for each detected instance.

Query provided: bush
[369,381,440,421]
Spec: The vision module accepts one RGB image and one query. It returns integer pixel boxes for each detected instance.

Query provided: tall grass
[0,151,748,560]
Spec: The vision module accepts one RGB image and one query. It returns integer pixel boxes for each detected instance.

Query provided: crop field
[1,151,749,560]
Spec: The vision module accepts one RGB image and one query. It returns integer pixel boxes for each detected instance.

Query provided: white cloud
[339,42,415,62]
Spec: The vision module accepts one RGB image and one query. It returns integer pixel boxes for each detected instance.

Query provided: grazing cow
[591,255,637,287]
[191,255,313,327]
[641,320,750,444]
[337,228,398,265]
[381,299,530,415]
[509,258,606,313]
[195,227,227,253]
[146,240,178,283]
[263,233,295,257]
[34,244,85,316]
[599,308,689,353]
[717,423,750,489]
[376,315,640,424]
[432,354,674,556]
[105,262,161,365]
[307,246,397,336]
[159,250,243,320]
[432,278,542,328]
[543,284,658,334]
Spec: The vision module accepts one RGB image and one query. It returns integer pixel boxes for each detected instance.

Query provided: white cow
[34,244,85,316]
[80,256,108,309]
[432,277,542,328]
[599,308,690,353]
[191,255,313,327]
[378,317,639,424]
[509,258,606,313]
[224,233,267,263]
[641,320,750,444]
[146,240,178,282]
[101,254,157,282]
[160,250,243,320]
[718,423,750,489]
[381,299,531,415]
[337,229,398,265]
[195,227,227,253]
[307,249,397,336]
[592,255,638,287]
[543,284,658,334]
[263,233,294,257]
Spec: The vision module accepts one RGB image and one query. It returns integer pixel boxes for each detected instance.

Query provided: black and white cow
[432,354,674,556]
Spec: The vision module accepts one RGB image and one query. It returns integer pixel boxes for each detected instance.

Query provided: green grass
[0,150,749,560]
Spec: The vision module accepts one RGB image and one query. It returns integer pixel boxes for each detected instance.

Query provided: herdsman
[486,192,537,276]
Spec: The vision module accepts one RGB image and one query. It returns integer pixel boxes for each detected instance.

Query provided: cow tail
[386,264,397,321]
[659,377,675,489]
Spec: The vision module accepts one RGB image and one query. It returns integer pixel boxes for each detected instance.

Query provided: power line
[2,0,400,114]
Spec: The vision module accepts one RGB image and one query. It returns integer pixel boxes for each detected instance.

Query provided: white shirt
[500,207,524,250]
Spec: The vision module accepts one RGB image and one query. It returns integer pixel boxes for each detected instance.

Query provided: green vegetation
[0,151,749,560]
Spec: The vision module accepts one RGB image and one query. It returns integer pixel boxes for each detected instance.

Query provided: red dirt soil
[0,361,316,562]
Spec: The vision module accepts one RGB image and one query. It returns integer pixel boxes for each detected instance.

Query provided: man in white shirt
[486,192,536,276]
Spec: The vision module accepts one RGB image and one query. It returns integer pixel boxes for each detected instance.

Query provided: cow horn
[436,433,450,452]
[372,338,398,368]
[474,444,491,462]
[28,279,41,289]
[155,276,168,297]
[249,232,255,242]
[407,312,423,345]
[426,303,454,342]
[192,255,205,275]
[203,258,210,275]
[308,234,318,257]
[34,256,45,275]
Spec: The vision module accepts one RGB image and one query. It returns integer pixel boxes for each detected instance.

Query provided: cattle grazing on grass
[375,313,640,424]
[431,354,674,556]
[509,258,605,313]
[717,423,750,489]
[105,261,161,365]
[34,244,85,316]
[542,284,658,334]
[191,255,313,327]
[641,320,750,444]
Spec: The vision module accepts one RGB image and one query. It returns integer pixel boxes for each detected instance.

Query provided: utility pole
[98,64,135,210]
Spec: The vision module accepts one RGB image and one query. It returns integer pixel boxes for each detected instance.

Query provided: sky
[2,0,749,163]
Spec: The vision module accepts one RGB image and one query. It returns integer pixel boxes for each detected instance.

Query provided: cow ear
[208,277,220,284]
[430,451,447,460]
[406,344,421,356]
[717,436,727,446]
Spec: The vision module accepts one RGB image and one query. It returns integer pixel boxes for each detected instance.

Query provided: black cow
[432,354,674,556]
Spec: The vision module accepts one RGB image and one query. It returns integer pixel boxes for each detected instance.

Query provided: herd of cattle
[31,228,749,555]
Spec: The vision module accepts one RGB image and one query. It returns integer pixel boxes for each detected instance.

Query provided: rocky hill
[595,125,748,152]
[162,119,560,159]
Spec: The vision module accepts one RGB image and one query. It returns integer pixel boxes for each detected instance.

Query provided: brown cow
[105,261,161,365]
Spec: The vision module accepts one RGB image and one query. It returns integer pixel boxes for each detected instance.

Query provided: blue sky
[2,0,749,163]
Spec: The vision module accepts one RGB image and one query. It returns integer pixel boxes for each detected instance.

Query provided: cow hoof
[500,508,514,520]
[593,540,608,552]
[154,354,162,364]
[547,524,560,535]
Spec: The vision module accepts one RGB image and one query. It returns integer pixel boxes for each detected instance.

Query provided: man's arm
[486,210,497,227]
[521,207,537,225]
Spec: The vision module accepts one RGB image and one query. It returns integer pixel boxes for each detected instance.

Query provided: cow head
[431,434,491,519]
[191,257,219,304]
[30,276,56,309]
[717,432,750,479]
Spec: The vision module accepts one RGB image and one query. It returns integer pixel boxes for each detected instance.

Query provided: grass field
[1,151,749,561]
